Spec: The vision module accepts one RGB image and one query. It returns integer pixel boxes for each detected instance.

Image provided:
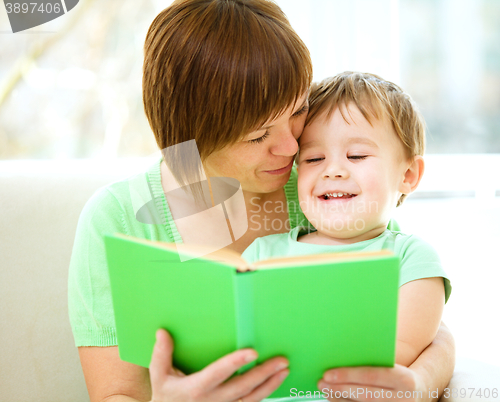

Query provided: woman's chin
[266,175,292,193]
[243,172,291,194]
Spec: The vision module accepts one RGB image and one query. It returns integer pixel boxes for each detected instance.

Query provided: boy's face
[297,102,411,241]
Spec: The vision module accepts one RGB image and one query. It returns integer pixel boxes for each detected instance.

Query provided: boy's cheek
[296,168,312,189]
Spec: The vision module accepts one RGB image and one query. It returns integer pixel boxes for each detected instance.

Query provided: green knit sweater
[68,157,309,346]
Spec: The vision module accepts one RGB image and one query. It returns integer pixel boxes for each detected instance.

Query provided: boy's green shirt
[242,226,451,303]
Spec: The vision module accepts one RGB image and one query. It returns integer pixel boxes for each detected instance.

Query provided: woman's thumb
[149,328,174,383]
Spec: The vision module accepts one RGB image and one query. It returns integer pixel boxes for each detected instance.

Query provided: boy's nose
[323,161,349,179]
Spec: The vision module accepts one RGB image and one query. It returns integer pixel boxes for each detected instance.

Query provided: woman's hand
[150,329,289,402]
[318,364,425,402]
[318,323,455,402]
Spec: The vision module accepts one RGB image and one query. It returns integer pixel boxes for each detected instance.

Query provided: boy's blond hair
[306,72,426,207]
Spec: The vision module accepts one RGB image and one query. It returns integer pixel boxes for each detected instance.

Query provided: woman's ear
[399,155,425,195]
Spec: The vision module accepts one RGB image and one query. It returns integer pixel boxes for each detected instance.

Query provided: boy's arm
[396,277,445,366]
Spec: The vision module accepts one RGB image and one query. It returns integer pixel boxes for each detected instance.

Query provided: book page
[111,233,249,271]
[252,249,394,270]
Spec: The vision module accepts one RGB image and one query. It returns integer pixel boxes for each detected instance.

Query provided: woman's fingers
[318,382,391,402]
[188,348,259,392]
[219,357,290,402]
[319,365,421,402]
[244,368,289,402]
[149,329,175,385]
[149,333,289,402]
[323,365,413,389]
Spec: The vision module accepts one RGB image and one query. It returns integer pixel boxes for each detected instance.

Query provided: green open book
[104,234,400,398]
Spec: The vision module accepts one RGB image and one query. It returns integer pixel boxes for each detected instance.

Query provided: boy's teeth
[323,192,354,199]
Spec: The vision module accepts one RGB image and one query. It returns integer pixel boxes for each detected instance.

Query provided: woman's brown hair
[143,0,312,197]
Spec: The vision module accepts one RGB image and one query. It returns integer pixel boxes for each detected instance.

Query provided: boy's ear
[399,155,424,195]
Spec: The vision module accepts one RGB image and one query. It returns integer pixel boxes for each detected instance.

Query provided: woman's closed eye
[248,106,308,145]
[292,105,308,117]
[248,130,270,144]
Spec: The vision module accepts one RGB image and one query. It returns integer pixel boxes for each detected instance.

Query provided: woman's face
[203,93,309,194]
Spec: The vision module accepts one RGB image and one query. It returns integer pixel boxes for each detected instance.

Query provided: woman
[69,1,455,401]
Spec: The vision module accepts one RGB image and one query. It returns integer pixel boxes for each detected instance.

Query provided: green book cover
[104,233,399,399]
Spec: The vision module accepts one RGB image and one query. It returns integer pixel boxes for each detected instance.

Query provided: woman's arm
[410,322,456,401]
[79,346,151,402]
[319,322,455,402]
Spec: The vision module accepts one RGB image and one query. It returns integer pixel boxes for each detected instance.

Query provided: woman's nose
[269,128,299,157]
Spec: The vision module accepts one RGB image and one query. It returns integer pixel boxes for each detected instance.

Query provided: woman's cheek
[292,117,307,140]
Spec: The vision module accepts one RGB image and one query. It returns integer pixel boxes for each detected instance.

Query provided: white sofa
[1,158,499,402]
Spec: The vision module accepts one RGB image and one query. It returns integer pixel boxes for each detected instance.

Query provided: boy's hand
[318,364,425,402]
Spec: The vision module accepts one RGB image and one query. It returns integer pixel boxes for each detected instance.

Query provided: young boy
[242,71,451,368]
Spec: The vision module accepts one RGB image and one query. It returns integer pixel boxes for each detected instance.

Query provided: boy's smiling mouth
[318,191,358,200]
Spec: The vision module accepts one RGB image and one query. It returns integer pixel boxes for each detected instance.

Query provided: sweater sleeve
[67,186,129,346]
[398,235,452,304]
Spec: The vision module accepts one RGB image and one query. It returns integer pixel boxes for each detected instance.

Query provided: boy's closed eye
[348,155,368,160]
[304,157,324,163]
[301,154,369,163]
